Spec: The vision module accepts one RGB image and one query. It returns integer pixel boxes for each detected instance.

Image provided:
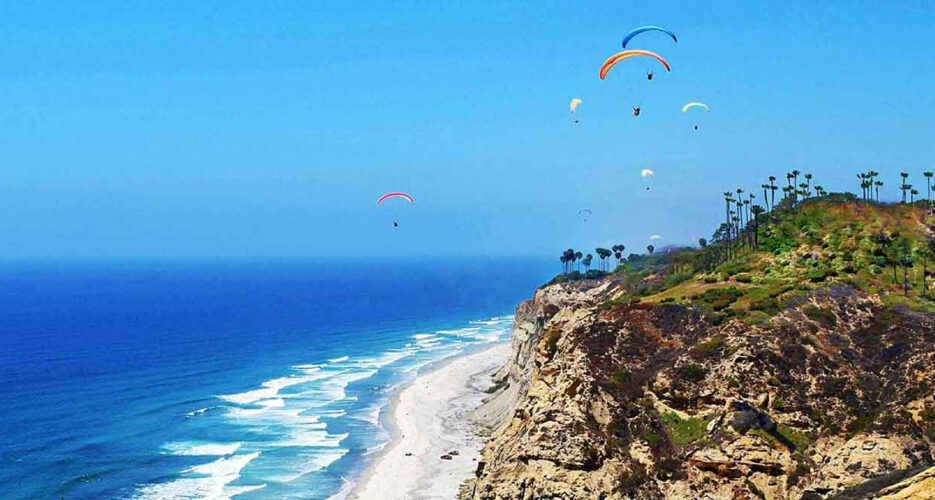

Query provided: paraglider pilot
[393,221,399,228]
[647,70,653,81]
[632,106,641,117]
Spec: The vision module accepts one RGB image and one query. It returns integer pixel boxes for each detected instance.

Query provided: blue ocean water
[0,259,552,499]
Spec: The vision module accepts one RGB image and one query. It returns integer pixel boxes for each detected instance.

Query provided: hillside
[463,198,935,499]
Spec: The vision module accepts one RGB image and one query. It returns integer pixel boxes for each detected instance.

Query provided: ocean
[0,259,553,499]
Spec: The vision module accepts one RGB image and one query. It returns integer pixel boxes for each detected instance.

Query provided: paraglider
[599,50,671,80]
[377,192,413,228]
[649,234,662,241]
[682,102,710,130]
[376,192,414,205]
[570,98,582,124]
[621,26,678,49]
[647,70,654,81]
[632,106,641,117]
[577,209,593,223]
[681,102,710,113]
[641,169,654,190]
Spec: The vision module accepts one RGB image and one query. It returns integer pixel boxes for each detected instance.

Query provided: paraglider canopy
[569,98,582,114]
[681,102,710,113]
[376,192,414,205]
[621,26,678,48]
[649,234,662,241]
[600,50,671,80]
[640,169,655,178]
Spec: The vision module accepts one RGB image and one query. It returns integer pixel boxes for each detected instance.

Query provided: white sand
[350,343,510,500]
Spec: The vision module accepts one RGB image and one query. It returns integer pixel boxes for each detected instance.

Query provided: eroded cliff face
[464,282,935,499]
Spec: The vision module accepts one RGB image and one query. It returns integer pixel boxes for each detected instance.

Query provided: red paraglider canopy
[376,192,414,205]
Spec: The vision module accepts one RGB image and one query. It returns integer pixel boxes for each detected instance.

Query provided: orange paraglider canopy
[599,50,671,80]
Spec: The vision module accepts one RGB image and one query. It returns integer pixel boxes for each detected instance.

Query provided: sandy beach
[350,342,510,500]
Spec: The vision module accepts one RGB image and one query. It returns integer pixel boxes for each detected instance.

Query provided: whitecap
[162,442,242,457]
[328,355,350,363]
[134,451,263,499]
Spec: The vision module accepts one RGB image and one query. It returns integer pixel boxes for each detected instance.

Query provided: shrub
[661,412,709,446]
[677,363,706,383]
[803,305,837,328]
[689,335,725,359]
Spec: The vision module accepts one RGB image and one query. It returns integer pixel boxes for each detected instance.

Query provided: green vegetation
[689,335,725,359]
[550,170,933,321]
[803,305,837,328]
[661,412,710,446]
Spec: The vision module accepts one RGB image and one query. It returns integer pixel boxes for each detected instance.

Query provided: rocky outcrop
[471,280,615,434]
[463,281,935,499]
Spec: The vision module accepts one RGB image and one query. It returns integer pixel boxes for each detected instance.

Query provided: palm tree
[814,185,825,197]
[559,255,567,274]
[874,180,883,202]
[750,205,765,250]
[924,171,933,212]
[562,249,576,274]
[612,244,626,266]
[804,173,812,197]
[595,248,612,271]
[900,250,914,295]
[723,192,735,257]
[647,244,655,255]
[791,170,800,203]
[900,172,909,203]
[761,184,771,211]
[583,253,593,273]
[574,251,583,272]
[910,188,918,204]
[768,176,778,210]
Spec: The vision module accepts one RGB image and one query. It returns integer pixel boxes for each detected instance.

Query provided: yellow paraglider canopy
[569,98,582,114]
[681,102,710,113]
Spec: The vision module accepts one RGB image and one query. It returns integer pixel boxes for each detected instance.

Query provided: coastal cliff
[464,199,935,499]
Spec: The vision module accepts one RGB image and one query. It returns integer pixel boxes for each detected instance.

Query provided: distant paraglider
[682,102,710,130]
[377,192,413,228]
[577,208,593,223]
[621,26,678,48]
[376,192,414,205]
[641,169,655,190]
[570,98,583,124]
[649,234,662,241]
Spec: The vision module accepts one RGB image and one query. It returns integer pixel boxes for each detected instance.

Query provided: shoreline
[349,342,510,499]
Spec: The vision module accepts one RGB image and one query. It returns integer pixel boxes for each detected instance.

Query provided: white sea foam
[328,355,350,363]
[134,452,263,499]
[163,441,243,456]
[185,406,216,418]
[272,447,350,483]
[219,372,336,405]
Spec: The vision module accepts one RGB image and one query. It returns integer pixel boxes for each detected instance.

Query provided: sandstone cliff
[465,200,935,499]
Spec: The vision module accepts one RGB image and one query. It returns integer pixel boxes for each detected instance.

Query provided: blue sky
[0,1,932,260]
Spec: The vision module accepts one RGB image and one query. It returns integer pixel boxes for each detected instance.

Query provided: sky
[0,1,933,260]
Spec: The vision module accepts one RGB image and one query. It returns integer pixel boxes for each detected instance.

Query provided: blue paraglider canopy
[621,26,678,48]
